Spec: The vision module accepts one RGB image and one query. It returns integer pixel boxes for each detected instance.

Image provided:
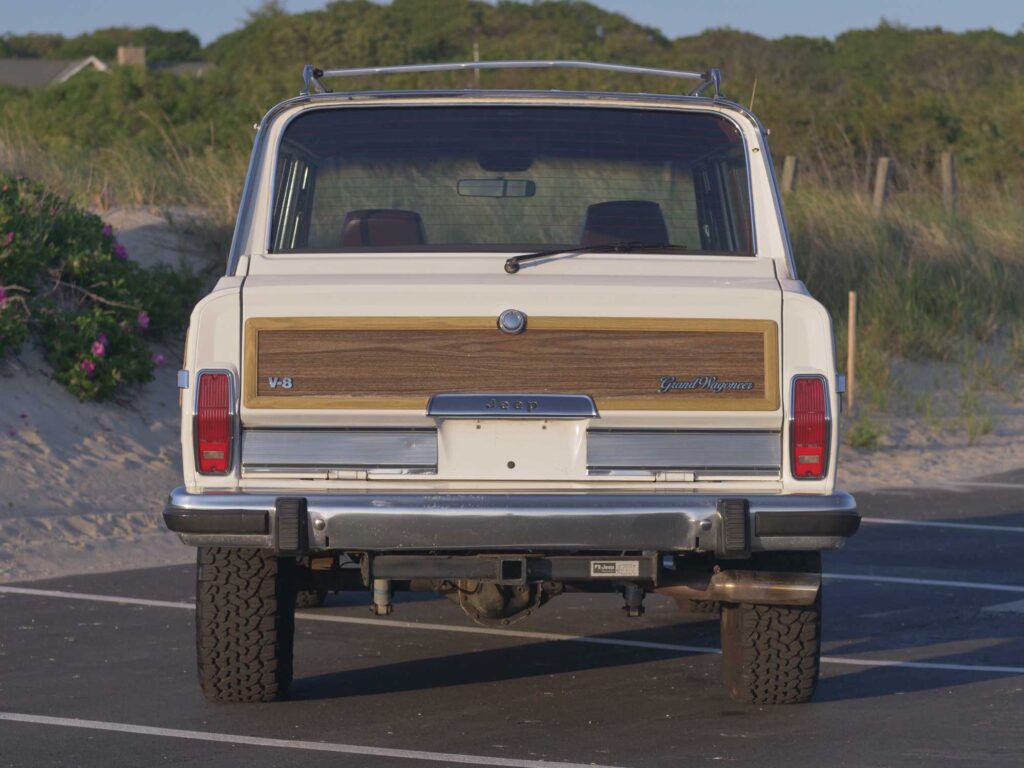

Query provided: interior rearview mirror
[457,179,536,198]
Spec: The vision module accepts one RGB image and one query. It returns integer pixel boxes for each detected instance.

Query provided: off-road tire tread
[721,597,821,705]
[196,547,296,703]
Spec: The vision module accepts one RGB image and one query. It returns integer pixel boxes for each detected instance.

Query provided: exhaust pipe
[655,569,820,607]
[371,578,393,615]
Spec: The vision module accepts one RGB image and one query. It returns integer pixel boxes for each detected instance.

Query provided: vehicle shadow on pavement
[293,591,1024,704]
[815,648,1024,703]
[290,619,721,701]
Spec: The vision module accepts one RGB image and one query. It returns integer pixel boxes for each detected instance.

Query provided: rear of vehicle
[166,63,858,705]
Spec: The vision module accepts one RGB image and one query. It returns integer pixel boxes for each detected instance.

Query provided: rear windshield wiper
[504,241,688,274]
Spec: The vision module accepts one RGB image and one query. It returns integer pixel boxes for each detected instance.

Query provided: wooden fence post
[472,40,481,88]
[781,155,799,194]
[871,157,891,216]
[941,151,957,217]
[847,290,857,417]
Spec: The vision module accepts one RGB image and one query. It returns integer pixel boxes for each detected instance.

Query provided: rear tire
[719,554,822,705]
[196,547,296,703]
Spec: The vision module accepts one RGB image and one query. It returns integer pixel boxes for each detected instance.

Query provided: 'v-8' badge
[268,376,293,389]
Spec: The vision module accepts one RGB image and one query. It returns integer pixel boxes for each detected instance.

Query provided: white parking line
[826,573,1024,594]
[946,481,1024,490]
[861,517,1024,534]
[0,586,192,610]
[982,598,1024,615]
[0,712,621,768]
[3,585,1024,675]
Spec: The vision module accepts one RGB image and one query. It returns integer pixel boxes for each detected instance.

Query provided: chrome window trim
[258,96,757,260]
[788,374,832,481]
[193,369,237,477]
[756,127,798,279]
[226,123,270,275]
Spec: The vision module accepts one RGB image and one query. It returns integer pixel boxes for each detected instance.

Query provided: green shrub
[845,417,885,449]
[0,174,200,400]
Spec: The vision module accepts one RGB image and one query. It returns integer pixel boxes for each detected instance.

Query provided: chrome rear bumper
[164,487,858,556]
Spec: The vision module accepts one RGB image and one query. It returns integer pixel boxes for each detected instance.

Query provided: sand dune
[0,345,190,582]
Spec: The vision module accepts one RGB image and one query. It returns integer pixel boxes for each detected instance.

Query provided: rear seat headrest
[341,209,427,247]
[580,200,669,246]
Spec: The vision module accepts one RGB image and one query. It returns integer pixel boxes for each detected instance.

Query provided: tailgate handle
[427,393,599,419]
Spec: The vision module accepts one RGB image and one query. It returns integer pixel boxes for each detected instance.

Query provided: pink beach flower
[113,241,128,260]
[102,225,113,238]
[0,286,7,308]
[136,311,150,331]
[91,340,106,358]
[152,352,165,368]
[80,359,96,376]
[97,333,108,346]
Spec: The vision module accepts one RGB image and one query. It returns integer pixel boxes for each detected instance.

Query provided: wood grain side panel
[244,317,779,411]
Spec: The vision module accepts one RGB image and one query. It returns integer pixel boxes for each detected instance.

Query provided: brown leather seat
[341,209,427,247]
[580,200,669,246]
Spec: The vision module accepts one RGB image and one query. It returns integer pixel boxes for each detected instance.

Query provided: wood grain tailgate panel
[244,317,779,411]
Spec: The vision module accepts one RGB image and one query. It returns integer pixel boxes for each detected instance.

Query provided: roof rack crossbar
[300,60,722,98]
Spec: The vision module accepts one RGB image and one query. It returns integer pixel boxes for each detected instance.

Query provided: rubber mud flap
[276,497,308,555]
[718,498,750,557]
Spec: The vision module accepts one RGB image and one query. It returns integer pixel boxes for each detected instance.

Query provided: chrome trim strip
[588,468,780,479]
[241,429,437,471]
[428,393,599,420]
[166,488,857,553]
[587,430,780,471]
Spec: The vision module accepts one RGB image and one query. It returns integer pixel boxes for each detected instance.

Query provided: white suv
[165,60,859,705]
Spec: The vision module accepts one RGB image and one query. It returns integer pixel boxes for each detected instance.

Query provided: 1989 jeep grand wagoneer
[164,61,859,705]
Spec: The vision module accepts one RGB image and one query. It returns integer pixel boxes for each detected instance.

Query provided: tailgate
[238,257,783,482]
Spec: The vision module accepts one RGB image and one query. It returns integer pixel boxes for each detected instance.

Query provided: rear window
[270,106,753,255]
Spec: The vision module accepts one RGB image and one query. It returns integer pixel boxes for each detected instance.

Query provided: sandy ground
[0,345,190,583]
[839,414,1024,492]
[1,207,1021,583]
[0,208,205,583]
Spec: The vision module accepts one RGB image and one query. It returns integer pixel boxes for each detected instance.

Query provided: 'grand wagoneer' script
[658,375,755,394]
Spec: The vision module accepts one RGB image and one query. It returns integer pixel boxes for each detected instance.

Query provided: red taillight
[196,372,232,474]
[791,376,829,479]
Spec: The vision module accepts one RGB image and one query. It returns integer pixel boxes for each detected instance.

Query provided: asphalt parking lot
[2,475,1024,767]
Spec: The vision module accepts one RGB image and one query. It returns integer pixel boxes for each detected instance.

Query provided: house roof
[0,56,108,89]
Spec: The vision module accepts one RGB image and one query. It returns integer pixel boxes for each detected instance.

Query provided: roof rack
[300,60,722,98]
